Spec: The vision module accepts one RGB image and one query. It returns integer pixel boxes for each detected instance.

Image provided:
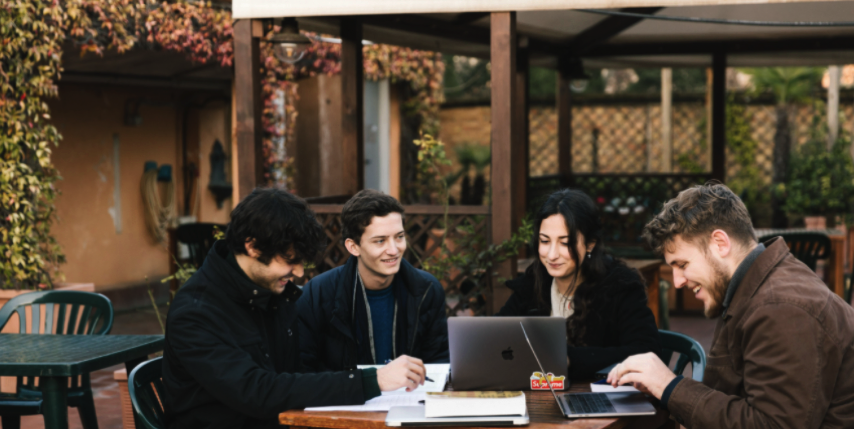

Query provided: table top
[0,334,164,377]
[279,381,669,429]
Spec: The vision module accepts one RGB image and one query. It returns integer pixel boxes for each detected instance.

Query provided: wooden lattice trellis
[308,204,490,296]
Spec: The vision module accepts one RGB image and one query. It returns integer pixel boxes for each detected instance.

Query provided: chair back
[175,223,225,268]
[658,330,706,382]
[0,290,114,394]
[129,357,166,429]
[758,232,831,271]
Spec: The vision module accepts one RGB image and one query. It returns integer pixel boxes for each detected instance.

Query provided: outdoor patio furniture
[128,357,165,429]
[757,232,831,272]
[659,330,706,382]
[0,290,114,429]
[0,334,164,429]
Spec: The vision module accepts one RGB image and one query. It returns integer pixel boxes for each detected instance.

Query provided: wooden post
[661,68,673,173]
[711,52,727,183]
[514,42,530,251]
[233,19,264,201]
[557,60,573,186]
[341,19,364,194]
[828,65,841,148]
[490,12,518,313]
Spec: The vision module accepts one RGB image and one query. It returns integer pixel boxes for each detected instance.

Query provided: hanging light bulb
[271,18,311,64]
[559,56,590,93]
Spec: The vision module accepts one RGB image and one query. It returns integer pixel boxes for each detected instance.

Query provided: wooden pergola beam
[711,52,726,183]
[585,35,854,57]
[490,11,520,313]
[233,19,264,201]
[340,19,365,194]
[569,7,663,54]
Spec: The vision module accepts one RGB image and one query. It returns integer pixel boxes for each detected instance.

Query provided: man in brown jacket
[608,183,854,428]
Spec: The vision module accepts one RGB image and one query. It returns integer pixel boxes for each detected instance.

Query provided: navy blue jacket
[297,256,450,371]
[162,241,373,429]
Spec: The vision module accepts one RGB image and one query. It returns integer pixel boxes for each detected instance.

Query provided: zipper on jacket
[408,287,432,354]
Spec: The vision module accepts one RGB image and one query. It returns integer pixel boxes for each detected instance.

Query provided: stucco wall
[49,84,230,291]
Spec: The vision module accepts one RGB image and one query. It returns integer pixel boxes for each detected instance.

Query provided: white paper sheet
[303,364,450,412]
[304,392,425,412]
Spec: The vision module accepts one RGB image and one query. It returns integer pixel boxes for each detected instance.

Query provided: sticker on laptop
[530,372,566,390]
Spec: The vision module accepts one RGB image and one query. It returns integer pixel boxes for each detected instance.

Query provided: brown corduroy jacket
[668,237,854,429]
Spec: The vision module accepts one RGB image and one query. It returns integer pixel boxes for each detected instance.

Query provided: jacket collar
[722,236,789,320]
[205,241,300,310]
[332,256,427,319]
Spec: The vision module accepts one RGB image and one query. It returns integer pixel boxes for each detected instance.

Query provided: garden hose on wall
[141,168,176,243]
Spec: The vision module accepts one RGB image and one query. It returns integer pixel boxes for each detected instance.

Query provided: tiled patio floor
[18,309,716,429]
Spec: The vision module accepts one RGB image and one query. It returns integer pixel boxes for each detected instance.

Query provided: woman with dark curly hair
[497,189,661,379]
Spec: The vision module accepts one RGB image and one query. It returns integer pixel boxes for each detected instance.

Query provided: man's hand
[606,352,677,399]
[377,355,426,392]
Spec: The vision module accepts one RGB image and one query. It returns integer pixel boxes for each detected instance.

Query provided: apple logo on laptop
[502,346,514,360]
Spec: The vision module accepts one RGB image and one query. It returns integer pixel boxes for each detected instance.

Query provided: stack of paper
[424,391,526,418]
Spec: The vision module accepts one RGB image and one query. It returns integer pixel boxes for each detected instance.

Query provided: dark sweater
[497,258,661,379]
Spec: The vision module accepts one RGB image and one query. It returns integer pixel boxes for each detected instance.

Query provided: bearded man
[607,183,854,429]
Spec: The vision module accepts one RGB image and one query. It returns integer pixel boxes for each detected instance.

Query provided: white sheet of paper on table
[303,364,449,412]
[304,393,426,412]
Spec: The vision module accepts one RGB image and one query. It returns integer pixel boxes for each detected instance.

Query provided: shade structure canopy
[234,0,854,67]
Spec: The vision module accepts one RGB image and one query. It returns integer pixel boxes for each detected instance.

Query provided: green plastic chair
[658,330,706,382]
[0,290,114,429]
[128,357,165,429]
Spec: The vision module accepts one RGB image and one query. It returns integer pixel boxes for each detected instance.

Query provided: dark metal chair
[175,223,226,268]
[0,290,114,429]
[128,357,165,429]
[659,330,706,382]
[758,232,831,272]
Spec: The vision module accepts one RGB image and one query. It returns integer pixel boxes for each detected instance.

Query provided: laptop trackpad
[610,392,656,412]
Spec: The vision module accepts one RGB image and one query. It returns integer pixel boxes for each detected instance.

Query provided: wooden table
[755,228,846,300]
[280,381,670,428]
[0,334,164,429]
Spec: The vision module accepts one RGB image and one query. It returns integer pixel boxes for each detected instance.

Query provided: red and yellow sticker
[530,371,566,390]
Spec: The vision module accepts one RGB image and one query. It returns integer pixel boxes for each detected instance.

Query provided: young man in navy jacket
[297,190,449,372]
[162,188,426,429]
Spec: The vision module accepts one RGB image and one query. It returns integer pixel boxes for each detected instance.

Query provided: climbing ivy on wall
[1,1,67,289]
[1,0,443,288]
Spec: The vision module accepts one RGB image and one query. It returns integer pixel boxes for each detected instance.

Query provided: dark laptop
[519,321,657,418]
[449,317,568,391]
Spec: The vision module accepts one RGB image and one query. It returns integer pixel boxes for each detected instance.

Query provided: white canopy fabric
[232,0,846,19]
[234,0,854,67]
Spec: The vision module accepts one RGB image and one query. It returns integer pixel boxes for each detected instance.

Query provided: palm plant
[744,67,824,227]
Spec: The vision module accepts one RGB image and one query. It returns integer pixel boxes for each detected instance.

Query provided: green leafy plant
[1,1,67,290]
[778,137,854,222]
[413,134,532,315]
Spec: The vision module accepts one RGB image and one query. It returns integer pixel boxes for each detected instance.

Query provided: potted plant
[778,138,854,229]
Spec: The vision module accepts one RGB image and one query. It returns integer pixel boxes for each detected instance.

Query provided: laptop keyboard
[564,393,617,414]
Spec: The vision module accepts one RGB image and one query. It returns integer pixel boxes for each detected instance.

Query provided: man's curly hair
[643,183,756,255]
[225,188,326,265]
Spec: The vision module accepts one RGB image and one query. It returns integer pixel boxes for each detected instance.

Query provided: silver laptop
[520,321,657,418]
[449,317,568,391]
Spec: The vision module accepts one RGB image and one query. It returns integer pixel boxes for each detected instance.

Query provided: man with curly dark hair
[162,188,427,429]
[608,183,854,429]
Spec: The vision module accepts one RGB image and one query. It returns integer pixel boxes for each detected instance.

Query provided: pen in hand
[425,376,434,383]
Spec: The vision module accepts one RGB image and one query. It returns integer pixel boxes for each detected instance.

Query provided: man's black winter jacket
[497,258,661,379]
[162,241,375,429]
[297,256,449,371]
